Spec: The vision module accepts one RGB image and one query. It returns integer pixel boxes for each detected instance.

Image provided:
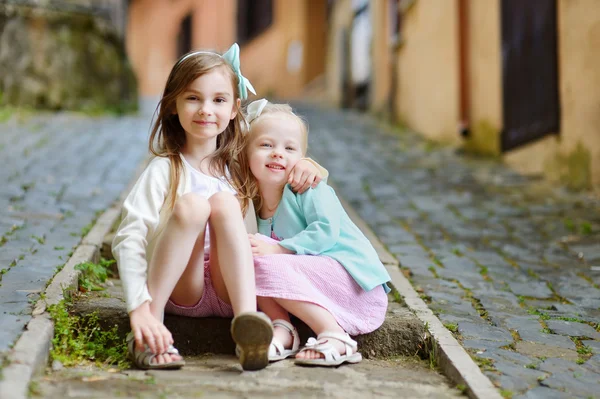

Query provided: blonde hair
[244,102,309,213]
[148,51,252,214]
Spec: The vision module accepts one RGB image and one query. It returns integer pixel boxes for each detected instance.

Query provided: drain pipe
[458,0,470,138]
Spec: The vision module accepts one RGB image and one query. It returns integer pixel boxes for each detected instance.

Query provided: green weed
[443,323,458,333]
[48,301,129,368]
[75,258,115,292]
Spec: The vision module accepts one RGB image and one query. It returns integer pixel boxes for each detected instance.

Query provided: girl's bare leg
[141,193,210,365]
[206,192,256,314]
[270,298,348,360]
[258,297,293,349]
[207,192,273,370]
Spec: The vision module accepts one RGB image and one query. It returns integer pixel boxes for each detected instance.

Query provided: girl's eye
[260,143,271,148]
[187,96,198,101]
[215,98,226,103]
[286,147,295,151]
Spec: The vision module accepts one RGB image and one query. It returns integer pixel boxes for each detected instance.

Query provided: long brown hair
[148,51,253,214]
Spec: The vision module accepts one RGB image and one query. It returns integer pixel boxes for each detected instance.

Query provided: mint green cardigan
[257,184,391,293]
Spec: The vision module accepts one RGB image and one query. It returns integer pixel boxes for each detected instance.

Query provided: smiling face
[175,67,240,145]
[247,113,306,188]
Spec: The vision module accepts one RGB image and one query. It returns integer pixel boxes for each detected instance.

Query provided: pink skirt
[253,235,388,336]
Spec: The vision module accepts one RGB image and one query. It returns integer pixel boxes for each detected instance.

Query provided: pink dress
[253,234,388,336]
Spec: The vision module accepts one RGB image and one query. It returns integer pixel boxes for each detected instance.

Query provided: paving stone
[461,339,511,352]
[569,243,600,261]
[477,348,536,366]
[372,224,417,244]
[582,340,600,354]
[515,342,578,362]
[546,320,600,339]
[477,293,523,314]
[468,251,512,268]
[513,386,572,399]
[457,321,514,343]
[583,354,600,374]
[492,361,548,391]
[539,373,600,398]
[0,313,31,352]
[508,281,554,299]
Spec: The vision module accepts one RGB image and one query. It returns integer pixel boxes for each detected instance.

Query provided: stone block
[71,280,426,359]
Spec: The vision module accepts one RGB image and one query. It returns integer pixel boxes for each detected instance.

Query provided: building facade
[126,0,328,113]
[326,0,600,191]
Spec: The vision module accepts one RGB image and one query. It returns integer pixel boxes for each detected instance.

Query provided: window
[237,0,273,44]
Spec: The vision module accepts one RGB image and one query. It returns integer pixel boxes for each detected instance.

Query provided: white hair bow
[246,98,269,125]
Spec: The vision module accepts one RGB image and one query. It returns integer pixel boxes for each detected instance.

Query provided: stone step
[71,279,426,359]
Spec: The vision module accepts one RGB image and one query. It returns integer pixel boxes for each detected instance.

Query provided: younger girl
[244,99,392,367]
[112,45,323,371]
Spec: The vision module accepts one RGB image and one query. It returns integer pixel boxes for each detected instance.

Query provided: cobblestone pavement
[34,355,462,398]
[0,113,148,353]
[296,103,600,399]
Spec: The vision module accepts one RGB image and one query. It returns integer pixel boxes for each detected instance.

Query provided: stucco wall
[370,0,393,115]
[191,0,236,52]
[396,0,460,143]
[240,0,317,99]
[324,0,352,107]
[465,0,503,155]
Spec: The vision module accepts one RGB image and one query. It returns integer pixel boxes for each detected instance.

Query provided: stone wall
[0,1,136,111]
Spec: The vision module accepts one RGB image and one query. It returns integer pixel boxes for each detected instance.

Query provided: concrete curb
[339,195,502,399]
[0,204,124,399]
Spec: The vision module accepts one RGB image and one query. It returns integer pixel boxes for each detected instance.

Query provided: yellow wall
[505,0,600,191]
[127,0,326,100]
[464,0,503,155]
[370,0,393,114]
[324,0,352,107]
[191,0,236,51]
[240,0,306,98]
[126,0,195,97]
[396,0,461,144]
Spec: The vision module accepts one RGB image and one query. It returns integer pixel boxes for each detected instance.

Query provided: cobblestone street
[1,104,600,398]
[0,113,148,353]
[297,103,600,399]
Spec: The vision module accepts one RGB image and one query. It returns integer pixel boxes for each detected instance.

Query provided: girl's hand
[129,301,174,355]
[288,159,323,194]
[248,234,294,256]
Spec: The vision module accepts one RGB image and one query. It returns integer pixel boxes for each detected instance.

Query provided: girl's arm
[112,158,170,314]
[287,158,329,194]
[277,184,341,254]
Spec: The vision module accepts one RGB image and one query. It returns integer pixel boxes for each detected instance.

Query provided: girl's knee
[173,193,211,226]
[208,192,241,219]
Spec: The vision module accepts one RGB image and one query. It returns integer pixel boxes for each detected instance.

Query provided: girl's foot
[126,332,185,370]
[295,338,346,360]
[151,352,184,365]
[231,312,273,371]
[295,332,362,367]
[269,319,300,361]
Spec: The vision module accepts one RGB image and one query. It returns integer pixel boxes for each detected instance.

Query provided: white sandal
[294,331,362,367]
[126,332,185,370]
[269,319,300,362]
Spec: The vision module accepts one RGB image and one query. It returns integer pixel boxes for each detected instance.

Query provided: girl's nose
[198,102,213,115]
[270,150,283,159]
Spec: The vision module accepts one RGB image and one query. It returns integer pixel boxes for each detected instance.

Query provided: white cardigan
[112,155,258,313]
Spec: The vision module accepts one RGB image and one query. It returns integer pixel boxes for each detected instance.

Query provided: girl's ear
[231,98,242,120]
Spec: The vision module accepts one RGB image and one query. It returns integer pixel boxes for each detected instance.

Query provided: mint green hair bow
[176,43,256,100]
[222,43,256,100]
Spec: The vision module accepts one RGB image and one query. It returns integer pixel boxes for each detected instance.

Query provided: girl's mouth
[266,163,285,171]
